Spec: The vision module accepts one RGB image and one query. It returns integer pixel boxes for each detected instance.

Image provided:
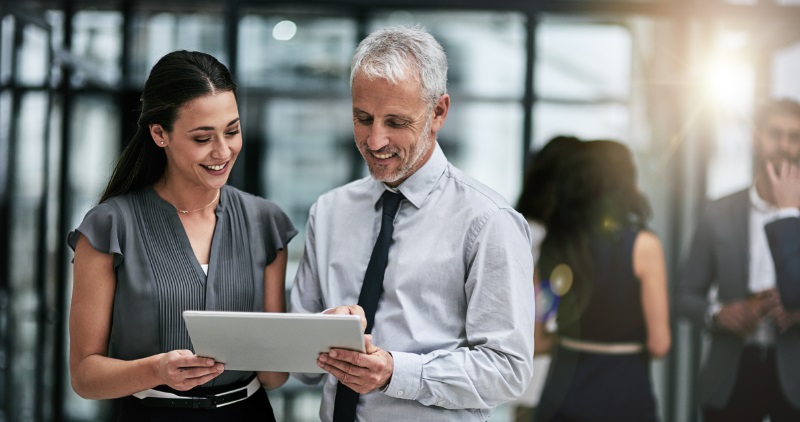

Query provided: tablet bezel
[182,311,366,373]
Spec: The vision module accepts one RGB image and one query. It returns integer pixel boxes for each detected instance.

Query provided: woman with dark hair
[534,140,671,421]
[511,135,582,422]
[67,50,296,421]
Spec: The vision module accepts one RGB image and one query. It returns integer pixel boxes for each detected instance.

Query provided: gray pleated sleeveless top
[68,185,297,387]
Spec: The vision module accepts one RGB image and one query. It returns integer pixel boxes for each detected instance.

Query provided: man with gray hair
[290,25,535,421]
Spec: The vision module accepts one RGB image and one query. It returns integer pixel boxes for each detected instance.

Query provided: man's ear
[430,94,450,134]
[150,124,168,147]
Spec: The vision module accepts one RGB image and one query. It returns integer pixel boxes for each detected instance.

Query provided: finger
[318,355,361,386]
[179,357,217,369]
[324,306,351,315]
[180,363,225,377]
[766,161,779,183]
[364,335,380,354]
[183,371,224,390]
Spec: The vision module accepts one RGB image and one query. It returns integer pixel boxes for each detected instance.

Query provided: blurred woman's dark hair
[538,140,652,328]
[515,135,582,222]
[99,50,237,203]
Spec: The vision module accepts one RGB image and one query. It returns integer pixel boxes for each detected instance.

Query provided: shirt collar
[749,183,776,213]
[369,142,447,210]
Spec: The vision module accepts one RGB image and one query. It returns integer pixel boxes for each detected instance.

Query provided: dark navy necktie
[332,190,403,422]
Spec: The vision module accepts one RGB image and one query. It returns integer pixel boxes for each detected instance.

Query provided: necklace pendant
[178,210,189,214]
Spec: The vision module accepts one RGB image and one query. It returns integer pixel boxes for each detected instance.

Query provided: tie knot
[381,191,403,218]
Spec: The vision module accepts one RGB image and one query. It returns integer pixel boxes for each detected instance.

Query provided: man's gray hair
[350,25,448,106]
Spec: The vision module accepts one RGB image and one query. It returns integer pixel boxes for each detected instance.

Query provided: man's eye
[387,120,406,128]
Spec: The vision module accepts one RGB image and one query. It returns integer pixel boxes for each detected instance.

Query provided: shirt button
[397,390,404,396]
[437,400,443,405]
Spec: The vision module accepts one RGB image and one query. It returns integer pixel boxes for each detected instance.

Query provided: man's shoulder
[443,164,513,213]
[314,177,374,208]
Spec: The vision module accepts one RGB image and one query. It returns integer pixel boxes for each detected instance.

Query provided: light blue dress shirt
[290,144,535,421]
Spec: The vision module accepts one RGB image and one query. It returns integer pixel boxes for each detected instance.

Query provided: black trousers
[116,386,275,422]
[703,345,800,422]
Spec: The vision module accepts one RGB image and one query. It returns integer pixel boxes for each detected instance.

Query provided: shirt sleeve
[67,200,125,268]
[765,216,800,309]
[382,208,536,409]
[289,202,326,385]
[260,200,299,265]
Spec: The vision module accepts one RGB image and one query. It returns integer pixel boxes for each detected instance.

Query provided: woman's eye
[226,129,240,136]
[195,138,212,143]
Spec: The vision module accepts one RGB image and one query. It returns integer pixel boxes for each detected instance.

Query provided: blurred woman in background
[534,140,671,421]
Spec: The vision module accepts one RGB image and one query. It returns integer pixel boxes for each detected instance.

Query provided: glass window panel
[1,92,10,194]
[259,97,354,273]
[772,40,800,101]
[369,11,526,99]
[9,92,48,421]
[536,22,631,101]
[704,30,756,200]
[128,12,226,86]
[17,23,49,86]
[238,13,356,93]
[1,15,14,84]
[706,112,753,200]
[440,102,523,202]
[71,11,122,87]
[533,102,630,147]
[68,94,121,211]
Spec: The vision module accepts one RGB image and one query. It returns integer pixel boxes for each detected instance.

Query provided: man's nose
[367,124,389,151]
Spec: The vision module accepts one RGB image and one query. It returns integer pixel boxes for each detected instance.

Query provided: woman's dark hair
[538,140,652,328]
[99,50,237,203]
[515,135,582,222]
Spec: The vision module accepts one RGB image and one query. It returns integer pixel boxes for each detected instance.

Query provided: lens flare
[550,263,574,296]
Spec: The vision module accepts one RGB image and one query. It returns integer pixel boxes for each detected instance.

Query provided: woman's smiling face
[152,90,242,190]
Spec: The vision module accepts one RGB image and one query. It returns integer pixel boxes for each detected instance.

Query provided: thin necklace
[169,189,220,214]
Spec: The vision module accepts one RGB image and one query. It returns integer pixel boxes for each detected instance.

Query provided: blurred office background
[1,0,799,420]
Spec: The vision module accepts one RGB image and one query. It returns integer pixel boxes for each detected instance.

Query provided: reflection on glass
[71,11,122,87]
[537,22,631,101]
[128,12,226,86]
[238,14,355,92]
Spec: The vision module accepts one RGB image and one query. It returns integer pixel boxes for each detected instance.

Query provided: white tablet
[182,311,366,373]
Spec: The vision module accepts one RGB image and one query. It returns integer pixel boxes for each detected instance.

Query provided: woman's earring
[160,141,165,145]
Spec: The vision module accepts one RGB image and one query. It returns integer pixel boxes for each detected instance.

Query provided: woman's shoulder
[85,189,143,218]
[222,185,286,216]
